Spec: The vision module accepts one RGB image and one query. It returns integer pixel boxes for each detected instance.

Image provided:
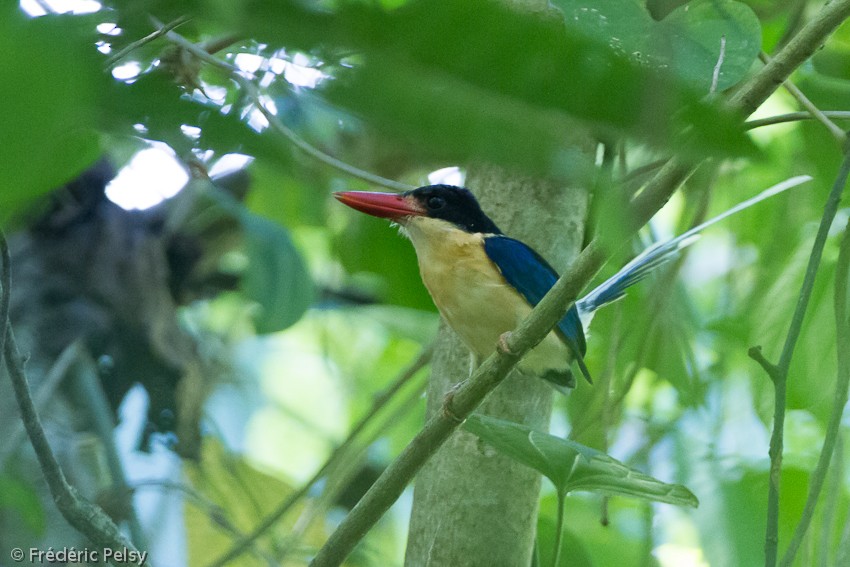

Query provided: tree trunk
[404,164,589,566]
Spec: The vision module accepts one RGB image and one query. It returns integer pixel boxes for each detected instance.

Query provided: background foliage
[1,0,849,566]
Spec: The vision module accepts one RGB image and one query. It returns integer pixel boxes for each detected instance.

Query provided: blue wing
[483,235,592,384]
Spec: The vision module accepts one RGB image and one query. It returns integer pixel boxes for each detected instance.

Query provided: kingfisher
[335,177,808,390]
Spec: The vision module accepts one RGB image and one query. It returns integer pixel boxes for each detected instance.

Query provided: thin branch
[208,342,433,567]
[0,231,149,566]
[70,350,147,548]
[276,377,427,565]
[0,340,82,468]
[728,0,850,116]
[818,435,843,567]
[748,346,781,383]
[308,1,850,560]
[198,34,244,56]
[759,52,847,144]
[754,149,850,567]
[133,479,278,567]
[779,217,850,567]
[104,16,191,68]
[308,158,693,566]
[156,25,414,193]
[746,111,850,130]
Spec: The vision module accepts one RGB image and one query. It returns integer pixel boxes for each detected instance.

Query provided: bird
[334,176,809,391]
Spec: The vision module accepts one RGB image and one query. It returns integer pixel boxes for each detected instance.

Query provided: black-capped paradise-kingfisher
[335,177,809,391]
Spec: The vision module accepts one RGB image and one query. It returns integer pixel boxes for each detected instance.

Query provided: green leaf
[464,415,698,507]
[553,0,762,92]
[205,183,314,333]
[0,10,103,212]
[218,0,755,174]
[185,439,300,565]
[0,474,46,536]
[334,212,436,311]
[661,0,761,91]
[240,210,315,333]
[325,56,598,182]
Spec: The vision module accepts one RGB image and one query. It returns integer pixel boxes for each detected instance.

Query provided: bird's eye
[427,196,446,210]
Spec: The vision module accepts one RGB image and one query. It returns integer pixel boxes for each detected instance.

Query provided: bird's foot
[441,380,466,424]
[497,332,516,355]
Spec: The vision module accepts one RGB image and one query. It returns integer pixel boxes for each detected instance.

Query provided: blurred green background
[1,0,849,566]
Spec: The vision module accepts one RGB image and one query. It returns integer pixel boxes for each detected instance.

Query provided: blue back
[483,236,587,358]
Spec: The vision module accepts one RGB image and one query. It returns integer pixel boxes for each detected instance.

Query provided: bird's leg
[497,331,515,355]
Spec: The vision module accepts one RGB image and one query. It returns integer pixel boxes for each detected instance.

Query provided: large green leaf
[464,415,698,507]
[333,213,435,310]
[553,0,761,92]
[661,0,761,91]
[240,208,314,333]
[0,10,103,212]
[211,0,755,174]
[204,183,314,333]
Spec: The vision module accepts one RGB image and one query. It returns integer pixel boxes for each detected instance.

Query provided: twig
[751,149,850,567]
[156,25,414,193]
[818,435,843,567]
[0,341,82,468]
[552,492,566,567]
[779,217,850,567]
[207,342,433,567]
[104,16,191,68]
[710,35,726,95]
[70,350,147,548]
[308,157,693,566]
[133,479,278,566]
[0,231,149,566]
[199,34,244,56]
[309,1,850,560]
[746,111,850,130]
[728,0,850,116]
[747,346,781,383]
[276,375,427,564]
[759,52,847,144]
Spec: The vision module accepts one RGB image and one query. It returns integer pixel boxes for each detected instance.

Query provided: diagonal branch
[208,343,433,567]
[104,16,191,68]
[758,51,847,144]
[778,216,850,567]
[308,159,691,566]
[0,231,150,567]
[728,0,850,117]
[156,24,414,193]
[751,148,850,567]
[307,0,850,561]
